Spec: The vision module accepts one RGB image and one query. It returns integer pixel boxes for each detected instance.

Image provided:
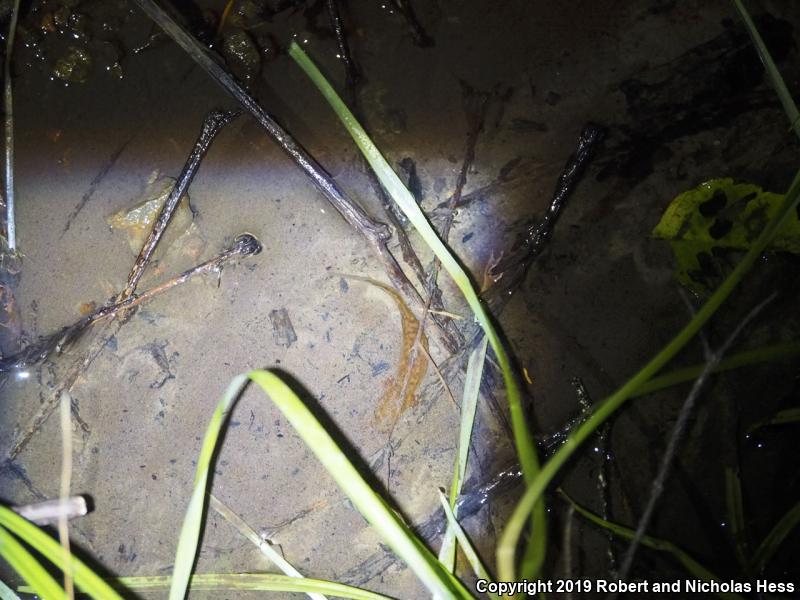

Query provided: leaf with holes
[652,178,800,294]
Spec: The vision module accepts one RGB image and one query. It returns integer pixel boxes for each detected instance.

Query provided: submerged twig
[359,144,463,352]
[428,83,488,282]
[124,109,239,298]
[362,163,426,286]
[616,293,777,583]
[387,0,434,47]
[438,83,490,245]
[3,0,20,251]
[442,122,603,439]
[572,376,616,575]
[325,0,359,88]
[133,0,382,241]
[433,84,517,438]
[132,0,459,355]
[426,81,489,327]
[5,107,243,458]
[487,124,605,307]
[442,122,606,423]
[1,234,262,375]
[5,234,262,458]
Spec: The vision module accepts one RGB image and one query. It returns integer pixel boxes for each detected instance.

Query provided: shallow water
[1,0,799,597]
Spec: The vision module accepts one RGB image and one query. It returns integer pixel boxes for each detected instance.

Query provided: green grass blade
[747,407,800,434]
[724,468,749,572]
[560,491,746,600]
[731,0,800,139]
[19,573,393,599]
[0,579,21,600]
[0,526,65,600]
[438,519,457,575]
[453,336,489,498]
[497,166,800,580]
[169,373,249,600]
[0,507,123,599]
[440,335,489,572]
[632,340,800,398]
[209,495,327,600]
[170,370,471,599]
[437,491,497,599]
[749,501,800,575]
[247,370,472,599]
[288,41,546,578]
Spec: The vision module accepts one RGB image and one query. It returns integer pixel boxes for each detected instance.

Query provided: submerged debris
[325,0,359,86]
[0,268,21,357]
[52,45,92,83]
[0,234,263,374]
[4,0,20,251]
[652,178,800,295]
[269,308,297,348]
[220,0,265,31]
[344,275,428,433]
[11,496,88,526]
[222,28,261,83]
[386,0,434,47]
[108,174,194,254]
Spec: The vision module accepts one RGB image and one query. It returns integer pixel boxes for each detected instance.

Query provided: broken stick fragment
[269,308,297,348]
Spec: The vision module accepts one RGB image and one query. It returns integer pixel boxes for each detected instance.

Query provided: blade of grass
[749,500,800,575]
[440,335,489,572]
[0,526,65,600]
[747,407,800,434]
[618,292,775,582]
[0,507,123,599]
[438,511,457,574]
[20,573,393,599]
[168,373,248,600]
[452,336,489,500]
[724,468,749,573]
[437,490,497,599]
[498,166,800,580]
[0,579,21,600]
[248,370,472,599]
[632,340,800,398]
[58,392,75,600]
[559,491,747,600]
[171,371,471,600]
[208,494,327,600]
[731,0,800,139]
[288,41,546,579]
